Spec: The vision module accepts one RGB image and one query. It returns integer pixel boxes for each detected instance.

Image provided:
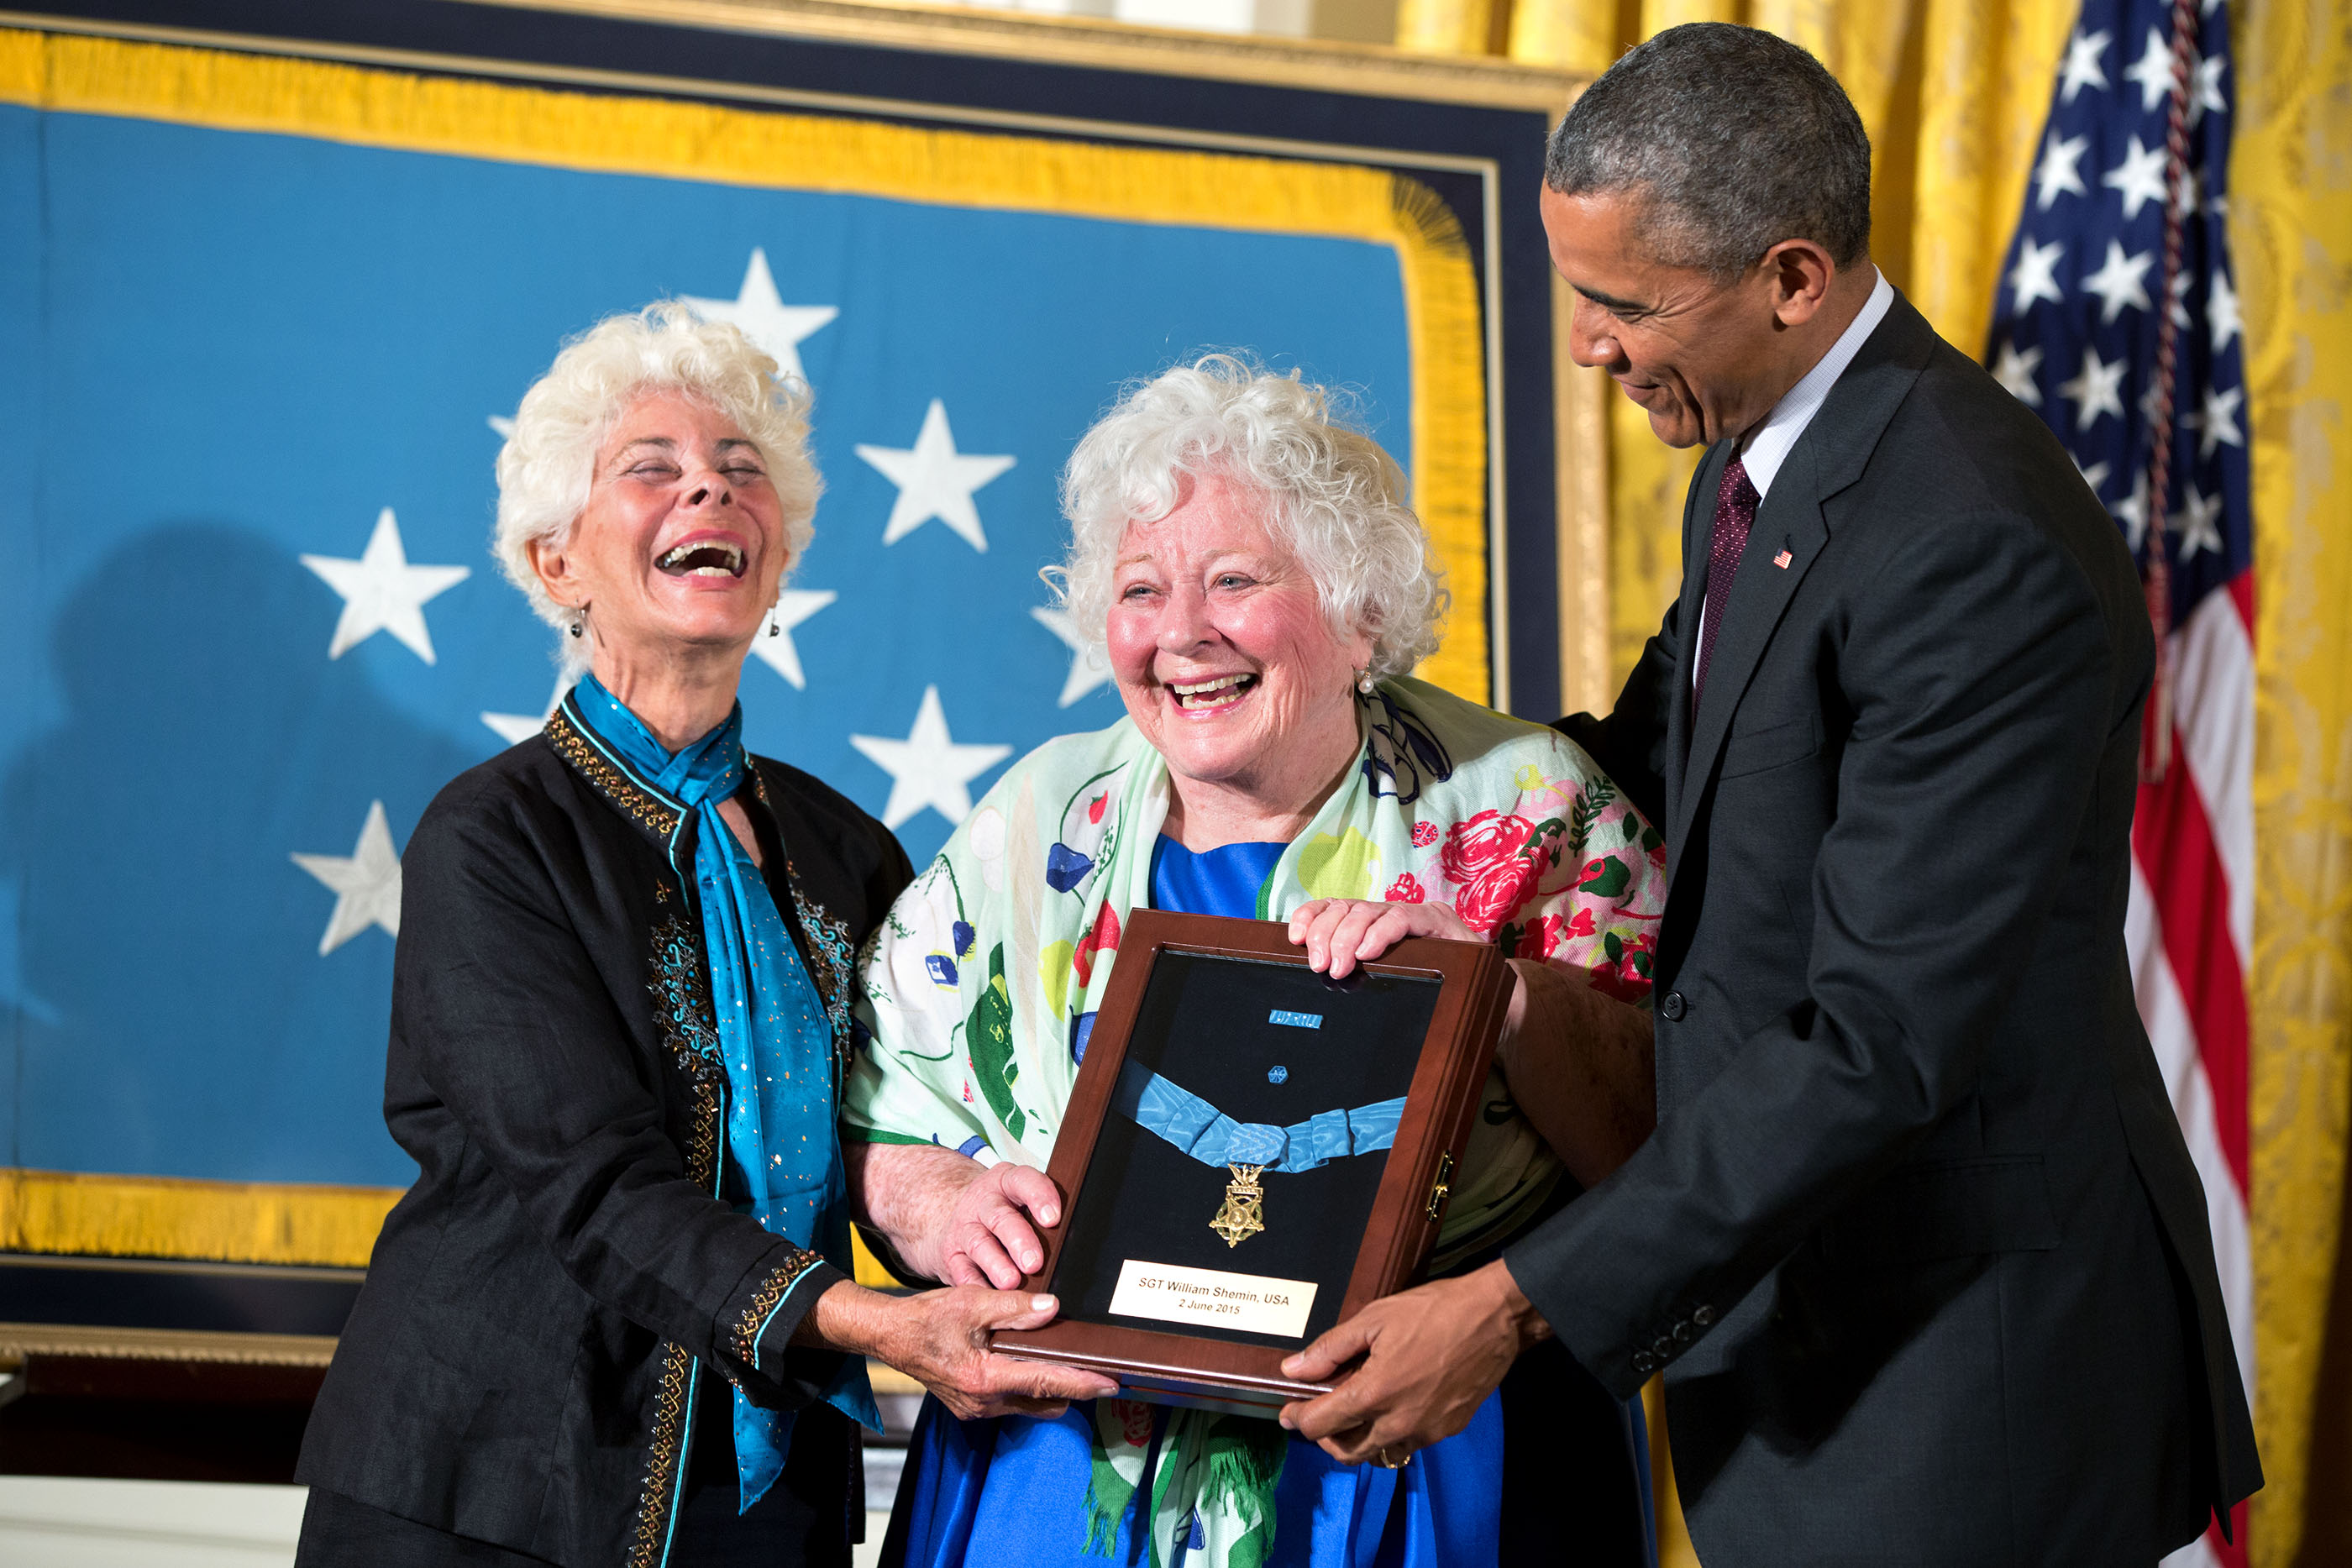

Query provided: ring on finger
[1371,1446,1409,1469]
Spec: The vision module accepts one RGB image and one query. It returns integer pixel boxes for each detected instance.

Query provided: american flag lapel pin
[1772,547,1793,569]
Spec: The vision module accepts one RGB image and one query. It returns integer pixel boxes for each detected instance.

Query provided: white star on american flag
[2171,483,2224,559]
[2059,345,2127,430]
[2008,237,2067,311]
[2110,470,2151,553]
[2103,135,2171,220]
[2208,271,2243,351]
[2080,240,2155,323]
[2122,27,2178,113]
[2188,385,2245,458]
[2190,52,2227,125]
[2034,134,2092,210]
[1992,342,2045,404]
[2059,29,2111,102]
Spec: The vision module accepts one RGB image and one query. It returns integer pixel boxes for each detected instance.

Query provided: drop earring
[568,606,585,639]
[1356,668,1375,695]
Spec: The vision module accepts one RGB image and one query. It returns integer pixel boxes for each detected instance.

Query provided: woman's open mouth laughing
[654,538,747,578]
[1167,672,1258,711]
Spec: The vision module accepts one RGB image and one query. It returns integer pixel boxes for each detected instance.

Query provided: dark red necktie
[1693,454,1759,714]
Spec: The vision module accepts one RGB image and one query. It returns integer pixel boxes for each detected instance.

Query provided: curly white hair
[492,300,821,645]
[1049,354,1446,679]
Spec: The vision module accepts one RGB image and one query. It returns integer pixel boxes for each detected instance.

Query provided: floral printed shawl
[843,676,1664,1566]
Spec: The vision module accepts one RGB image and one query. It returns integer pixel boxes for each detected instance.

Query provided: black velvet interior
[1051,952,1440,1347]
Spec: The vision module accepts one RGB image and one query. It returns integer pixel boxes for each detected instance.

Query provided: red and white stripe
[2139,571,2254,1568]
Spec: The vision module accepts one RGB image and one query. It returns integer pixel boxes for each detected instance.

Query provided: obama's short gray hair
[1546,23,1872,281]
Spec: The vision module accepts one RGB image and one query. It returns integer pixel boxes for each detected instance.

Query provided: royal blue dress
[882,837,1655,1568]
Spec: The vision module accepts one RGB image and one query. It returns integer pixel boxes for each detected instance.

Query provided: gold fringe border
[0,1320,340,1366]
[0,24,1489,701]
[0,1167,402,1268]
[1384,175,1487,700]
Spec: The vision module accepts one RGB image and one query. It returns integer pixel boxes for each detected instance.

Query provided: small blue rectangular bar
[1268,1010,1324,1030]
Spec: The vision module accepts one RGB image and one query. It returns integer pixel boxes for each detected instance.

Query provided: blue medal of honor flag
[0,106,1415,1189]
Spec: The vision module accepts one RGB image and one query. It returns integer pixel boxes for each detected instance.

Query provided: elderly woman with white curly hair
[845,355,1665,1568]
[294,303,1106,1568]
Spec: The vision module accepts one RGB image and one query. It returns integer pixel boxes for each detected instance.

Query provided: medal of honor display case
[993,910,1512,1415]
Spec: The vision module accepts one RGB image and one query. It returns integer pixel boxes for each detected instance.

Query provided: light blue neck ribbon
[569,674,877,1510]
[1111,1059,1405,1172]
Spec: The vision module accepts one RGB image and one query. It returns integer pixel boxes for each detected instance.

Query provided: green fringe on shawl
[1082,1408,1291,1567]
[1201,1421,1289,1568]
[1083,1442,1138,1558]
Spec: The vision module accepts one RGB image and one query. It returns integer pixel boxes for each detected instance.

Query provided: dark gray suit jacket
[1515,291,2260,1566]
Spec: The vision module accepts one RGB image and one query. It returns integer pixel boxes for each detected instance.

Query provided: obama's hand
[1277,1259,1551,1466]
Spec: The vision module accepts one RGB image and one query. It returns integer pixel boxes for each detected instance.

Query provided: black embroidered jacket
[297,700,912,1568]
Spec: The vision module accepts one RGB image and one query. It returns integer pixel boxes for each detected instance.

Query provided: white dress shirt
[1692,270,1896,690]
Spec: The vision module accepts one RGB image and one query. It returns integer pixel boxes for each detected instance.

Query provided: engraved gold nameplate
[1209,1162,1266,1246]
[1110,1259,1317,1338]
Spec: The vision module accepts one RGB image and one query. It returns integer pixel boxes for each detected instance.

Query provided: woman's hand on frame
[1287,898,1478,979]
[843,1142,1063,1291]
[816,1282,1117,1420]
[929,1159,1063,1289]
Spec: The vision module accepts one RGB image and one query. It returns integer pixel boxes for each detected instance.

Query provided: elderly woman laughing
[294,304,1105,1568]
[845,358,1665,1568]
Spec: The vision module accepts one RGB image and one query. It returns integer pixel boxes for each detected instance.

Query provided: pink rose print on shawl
[1515,905,1594,960]
[1405,780,1662,1004]
[1437,810,1546,936]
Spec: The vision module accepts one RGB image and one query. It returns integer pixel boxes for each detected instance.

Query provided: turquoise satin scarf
[570,674,877,1510]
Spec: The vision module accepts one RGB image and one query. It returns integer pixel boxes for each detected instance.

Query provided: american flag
[1986,0,2251,1562]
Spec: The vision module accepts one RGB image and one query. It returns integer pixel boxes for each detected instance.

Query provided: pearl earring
[568,606,585,639]
[1356,668,1375,695]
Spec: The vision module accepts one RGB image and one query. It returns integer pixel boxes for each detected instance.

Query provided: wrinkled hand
[1277,1260,1550,1465]
[1287,898,1478,979]
[920,1160,1065,1289]
[825,1282,1118,1420]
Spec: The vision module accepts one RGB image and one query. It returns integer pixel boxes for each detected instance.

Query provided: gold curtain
[1393,0,2352,1562]
[2234,4,2352,1563]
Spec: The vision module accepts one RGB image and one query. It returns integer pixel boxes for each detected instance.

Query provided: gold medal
[1209,1162,1266,1247]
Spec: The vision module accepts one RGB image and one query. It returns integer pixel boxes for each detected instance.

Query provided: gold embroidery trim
[624,890,724,1568]
[546,708,681,840]
[626,1340,695,1568]
[725,1250,829,1371]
